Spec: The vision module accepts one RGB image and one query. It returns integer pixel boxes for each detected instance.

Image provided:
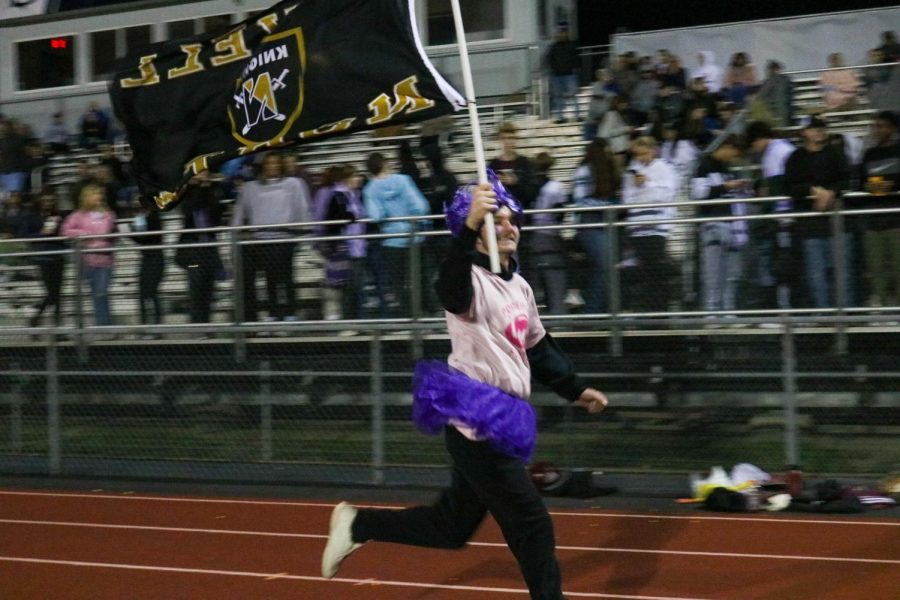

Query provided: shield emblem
[228,27,305,148]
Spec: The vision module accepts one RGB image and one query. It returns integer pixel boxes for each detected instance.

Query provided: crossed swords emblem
[234,68,289,135]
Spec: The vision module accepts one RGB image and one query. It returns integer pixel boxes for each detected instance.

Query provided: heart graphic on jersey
[504,314,529,349]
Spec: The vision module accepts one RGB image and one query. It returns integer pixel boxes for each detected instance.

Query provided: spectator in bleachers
[631,66,660,126]
[722,52,759,108]
[0,118,29,195]
[79,103,109,150]
[363,151,429,317]
[489,122,538,209]
[657,54,688,124]
[398,140,423,190]
[419,145,458,313]
[545,25,581,124]
[751,60,792,128]
[62,183,116,326]
[94,163,125,217]
[177,171,225,324]
[879,31,900,62]
[130,197,165,330]
[691,135,751,314]
[318,165,367,320]
[572,138,620,314]
[622,136,679,312]
[745,121,798,310]
[24,192,67,327]
[820,52,859,112]
[865,48,894,112]
[597,95,634,170]
[23,139,49,195]
[684,76,719,132]
[858,111,900,307]
[611,52,640,99]
[784,116,855,308]
[583,68,619,141]
[528,151,568,315]
[692,51,723,95]
[681,104,715,150]
[231,152,311,322]
[659,121,700,186]
[42,113,70,155]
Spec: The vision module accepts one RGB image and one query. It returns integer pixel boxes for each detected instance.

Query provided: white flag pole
[449,0,501,273]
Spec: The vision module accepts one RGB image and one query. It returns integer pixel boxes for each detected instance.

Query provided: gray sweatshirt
[232,177,311,239]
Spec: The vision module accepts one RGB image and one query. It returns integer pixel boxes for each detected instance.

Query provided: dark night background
[576,0,900,45]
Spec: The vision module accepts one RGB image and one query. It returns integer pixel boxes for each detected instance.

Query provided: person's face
[874,119,896,145]
[40,196,56,212]
[262,155,283,179]
[803,126,828,145]
[347,173,363,190]
[633,145,655,165]
[498,132,517,154]
[751,138,768,154]
[718,144,741,163]
[85,189,104,211]
[477,206,519,257]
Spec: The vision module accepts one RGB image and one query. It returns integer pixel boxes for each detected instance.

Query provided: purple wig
[444,169,525,237]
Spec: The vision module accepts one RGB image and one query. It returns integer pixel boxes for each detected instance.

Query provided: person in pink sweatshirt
[62,183,116,326]
[321,171,609,600]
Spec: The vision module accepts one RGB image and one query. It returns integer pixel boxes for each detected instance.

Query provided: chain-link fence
[2,200,900,485]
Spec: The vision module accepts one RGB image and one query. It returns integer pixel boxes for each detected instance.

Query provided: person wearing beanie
[321,171,608,600]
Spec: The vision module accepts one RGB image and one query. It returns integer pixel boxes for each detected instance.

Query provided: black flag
[109,0,465,210]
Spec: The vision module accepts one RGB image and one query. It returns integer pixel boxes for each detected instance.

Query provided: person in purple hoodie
[322,173,609,600]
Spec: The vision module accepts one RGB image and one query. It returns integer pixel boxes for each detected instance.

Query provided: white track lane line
[0,556,714,600]
[1,490,899,527]
[2,519,898,565]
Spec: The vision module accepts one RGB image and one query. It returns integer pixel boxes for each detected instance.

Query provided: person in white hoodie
[692,50,723,95]
[622,136,679,311]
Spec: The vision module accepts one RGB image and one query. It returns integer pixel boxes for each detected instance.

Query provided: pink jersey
[446,264,546,401]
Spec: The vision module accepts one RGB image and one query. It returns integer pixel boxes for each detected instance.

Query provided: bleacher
[0,74,880,331]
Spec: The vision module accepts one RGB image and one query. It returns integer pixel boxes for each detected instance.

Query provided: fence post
[10,362,23,453]
[781,323,800,468]
[231,231,246,363]
[72,241,88,363]
[409,231,423,360]
[606,209,623,357]
[47,339,61,475]
[370,331,385,486]
[260,360,272,461]
[831,202,848,354]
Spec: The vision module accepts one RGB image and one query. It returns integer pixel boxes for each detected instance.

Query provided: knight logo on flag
[110,0,465,210]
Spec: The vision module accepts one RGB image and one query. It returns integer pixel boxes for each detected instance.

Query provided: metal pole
[47,340,61,475]
[831,202,848,354]
[409,231,423,360]
[370,331,385,486]
[781,323,800,468]
[260,360,272,461]
[72,241,88,363]
[10,362,22,453]
[607,212,623,357]
[231,231,246,363]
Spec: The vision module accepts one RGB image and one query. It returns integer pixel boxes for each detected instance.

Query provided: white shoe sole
[321,502,362,579]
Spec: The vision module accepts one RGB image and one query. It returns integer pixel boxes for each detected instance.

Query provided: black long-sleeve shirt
[435,226,588,402]
[784,145,849,238]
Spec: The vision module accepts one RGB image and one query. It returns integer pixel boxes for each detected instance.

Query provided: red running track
[0,488,898,599]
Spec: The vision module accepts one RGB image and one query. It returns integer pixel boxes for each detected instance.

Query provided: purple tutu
[412,361,536,462]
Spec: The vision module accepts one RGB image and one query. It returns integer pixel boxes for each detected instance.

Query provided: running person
[321,172,608,600]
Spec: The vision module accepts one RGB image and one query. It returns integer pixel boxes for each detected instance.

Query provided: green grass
[2,417,898,475]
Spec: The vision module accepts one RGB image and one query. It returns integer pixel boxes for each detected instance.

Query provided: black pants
[627,235,670,312]
[33,259,65,325]
[243,242,296,321]
[352,427,564,600]
[383,246,410,317]
[187,265,216,323]
[139,250,165,325]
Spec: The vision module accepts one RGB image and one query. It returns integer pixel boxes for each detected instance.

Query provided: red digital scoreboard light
[50,38,68,49]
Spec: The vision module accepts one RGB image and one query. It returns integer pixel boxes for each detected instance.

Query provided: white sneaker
[321,502,362,579]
